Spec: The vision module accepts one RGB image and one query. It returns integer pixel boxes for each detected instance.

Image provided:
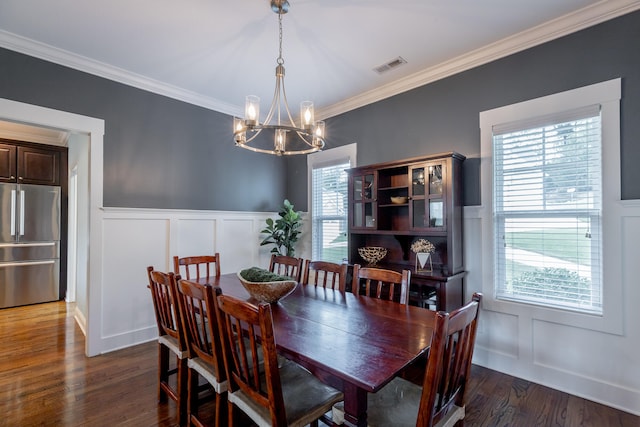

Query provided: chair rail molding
[100,207,287,352]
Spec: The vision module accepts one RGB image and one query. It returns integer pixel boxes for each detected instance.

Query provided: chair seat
[158,334,188,359]
[332,377,464,427]
[229,359,344,427]
[187,357,228,394]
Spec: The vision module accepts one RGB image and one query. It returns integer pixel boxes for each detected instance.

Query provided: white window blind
[493,105,603,314]
[311,160,350,263]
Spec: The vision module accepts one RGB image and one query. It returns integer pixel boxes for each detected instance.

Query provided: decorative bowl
[237,270,297,304]
[358,246,387,266]
[390,196,408,204]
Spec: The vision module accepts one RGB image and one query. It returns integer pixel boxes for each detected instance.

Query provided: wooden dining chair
[175,279,228,427]
[302,260,348,292]
[215,293,344,427]
[351,264,411,305]
[146,266,188,426]
[333,293,482,427]
[174,254,221,280]
[268,253,303,282]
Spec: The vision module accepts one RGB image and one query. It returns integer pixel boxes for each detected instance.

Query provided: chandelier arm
[278,76,298,127]
[262,75,281,126]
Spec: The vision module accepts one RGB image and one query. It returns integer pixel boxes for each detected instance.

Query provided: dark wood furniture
[207,273,436,427]
[0,139,62,185]
[302,260,349,292]
[176,279,228,427]
[351,264,411,305]
[333,293,482,426]
[346,152,465,311]
[216,292,344,427]
[173,254,221,280]
[268,254,304,282]
[146,267,188,426]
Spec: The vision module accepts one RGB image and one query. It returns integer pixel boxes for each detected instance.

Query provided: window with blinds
[492,105,603,314]
[311,160,350,263]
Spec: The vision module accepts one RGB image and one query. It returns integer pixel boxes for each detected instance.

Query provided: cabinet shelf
[379,185,409,192]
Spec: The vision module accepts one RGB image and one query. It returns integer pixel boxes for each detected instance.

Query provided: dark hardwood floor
[1,301,637,426]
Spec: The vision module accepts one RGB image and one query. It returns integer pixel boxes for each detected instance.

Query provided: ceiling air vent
[373,56,407,74]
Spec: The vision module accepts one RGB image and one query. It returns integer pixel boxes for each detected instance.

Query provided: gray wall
[0,48,286,212]
[288,10,640,209]
[2,10,639,212]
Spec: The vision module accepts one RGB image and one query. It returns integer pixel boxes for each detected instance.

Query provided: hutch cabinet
[347,152,465,311]
[0,139,62,185]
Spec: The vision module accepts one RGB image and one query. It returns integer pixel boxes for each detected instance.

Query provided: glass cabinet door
[410,162,445,229]
[351,172,376,229]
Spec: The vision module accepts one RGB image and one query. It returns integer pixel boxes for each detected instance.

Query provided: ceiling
[1,0,639,122]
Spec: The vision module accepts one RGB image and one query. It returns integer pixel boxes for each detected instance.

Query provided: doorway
[0,98,105,356]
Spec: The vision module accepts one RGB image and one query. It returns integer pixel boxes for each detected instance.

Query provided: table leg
[342,383,368,427]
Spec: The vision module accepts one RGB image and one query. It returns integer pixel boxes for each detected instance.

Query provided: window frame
[492,111,603,314]
[479,78,623,334]
[307,143,357,263]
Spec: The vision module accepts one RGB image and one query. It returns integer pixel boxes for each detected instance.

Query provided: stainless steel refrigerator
[0,183,61,308]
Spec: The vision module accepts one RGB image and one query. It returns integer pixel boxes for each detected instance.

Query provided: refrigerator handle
[19,190,25,236]
[10,190,16,236]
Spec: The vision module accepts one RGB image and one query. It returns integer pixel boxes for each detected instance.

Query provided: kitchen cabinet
[0,140,61,185]
[347,152,465,311]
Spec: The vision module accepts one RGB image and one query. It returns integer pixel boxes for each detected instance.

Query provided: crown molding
[0,29,244,117]
[317,0,640,119]
[1,1,639,120]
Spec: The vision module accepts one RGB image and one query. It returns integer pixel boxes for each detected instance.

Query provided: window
[493,107,602,313]
[308,144,357,263]
[480,79,622,329]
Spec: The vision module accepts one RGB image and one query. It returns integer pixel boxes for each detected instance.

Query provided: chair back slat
[418,293,482,426]
[147,267,184,346]
[351,264,410,305]
[174,254,221,280]
[302,260,348,292]
[176,279,226,381]
[216,294,287,426]
[269,254,303,282]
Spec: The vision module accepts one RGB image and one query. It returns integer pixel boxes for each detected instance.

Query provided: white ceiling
[1,0,639,121]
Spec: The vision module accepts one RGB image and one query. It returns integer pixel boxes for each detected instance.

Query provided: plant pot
[415,252,432,273]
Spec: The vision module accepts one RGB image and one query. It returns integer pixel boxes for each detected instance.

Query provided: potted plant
[411,238,435,273]
[260,199,302,257]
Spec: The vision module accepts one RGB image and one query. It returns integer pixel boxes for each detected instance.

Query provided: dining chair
[301,260,348,292]
[215,293,344,427]
[268,253,303,282]
[175,278,228,427]
[351,264,411,305]
[146,266,188,426]
[333,293,483,427]
[174,254,221,281]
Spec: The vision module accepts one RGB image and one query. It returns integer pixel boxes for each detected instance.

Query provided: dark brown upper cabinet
[0,140,61,186]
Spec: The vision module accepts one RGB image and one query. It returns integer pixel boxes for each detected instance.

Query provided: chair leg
[158,343,169,403]
[177,357,188,426]
[214,390,228,427]
[227,400,235,427]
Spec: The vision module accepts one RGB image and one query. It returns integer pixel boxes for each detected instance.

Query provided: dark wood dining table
[203,273,436,427]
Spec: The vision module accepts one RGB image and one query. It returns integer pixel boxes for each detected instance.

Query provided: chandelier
[233,0,325,156]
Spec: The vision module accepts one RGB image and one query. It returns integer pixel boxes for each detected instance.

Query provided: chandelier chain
[278,12,284,65]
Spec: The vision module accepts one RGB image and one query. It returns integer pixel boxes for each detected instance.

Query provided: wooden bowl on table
[237,268,297,304]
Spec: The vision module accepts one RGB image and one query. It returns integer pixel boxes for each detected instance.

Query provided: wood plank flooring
[1,301,638,426]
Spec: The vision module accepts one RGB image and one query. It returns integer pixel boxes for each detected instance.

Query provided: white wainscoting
[464,202,640,416]
[98,208,302,353]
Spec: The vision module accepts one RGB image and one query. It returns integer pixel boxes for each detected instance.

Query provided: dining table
[203,272,436,427]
